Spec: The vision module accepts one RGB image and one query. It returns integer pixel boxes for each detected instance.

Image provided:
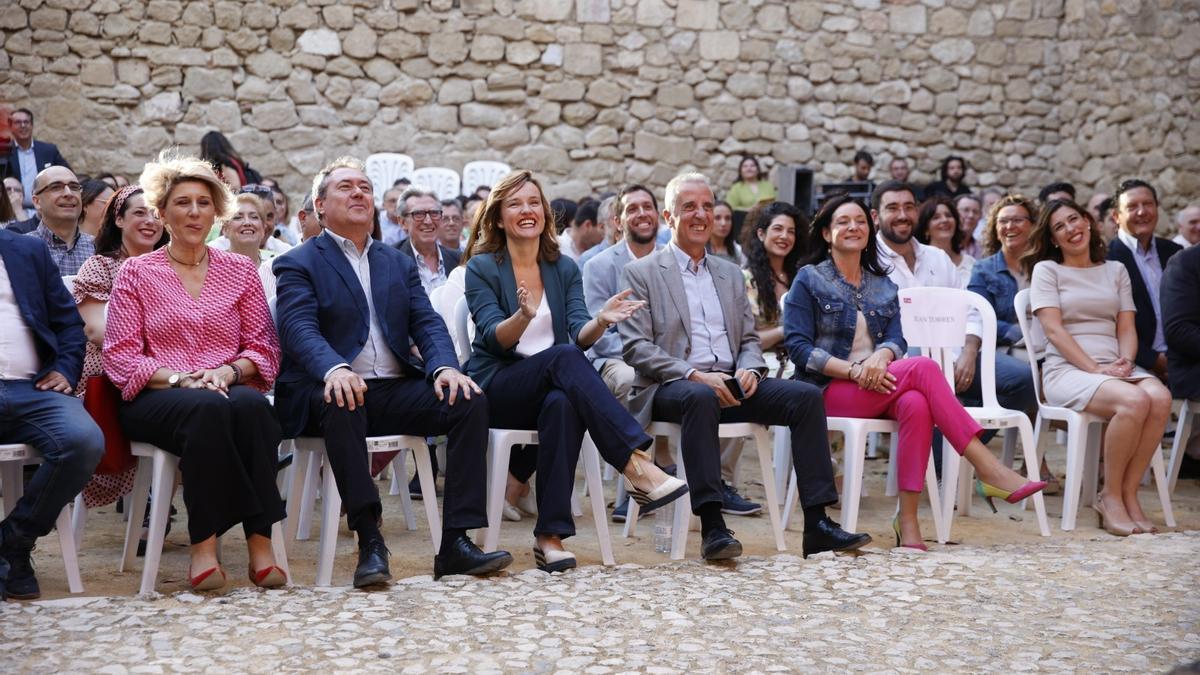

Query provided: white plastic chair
[1014,289,1175,530]
[411,167,462,201]
[476,430,614,566]
[899,287,1051,540]
[461,161,512,195]
[364,153,414,207]
[452,296,614,564]
[0,444,84,594]
[624,422,785,560]
[121,442,290,595]
[284,435,439,586]
[1168,399,1198,494]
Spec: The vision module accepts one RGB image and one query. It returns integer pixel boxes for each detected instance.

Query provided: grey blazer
[618,246,766,427]
[582,240,640,367]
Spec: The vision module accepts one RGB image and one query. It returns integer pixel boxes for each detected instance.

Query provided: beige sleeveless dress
[1030,260,1154,411]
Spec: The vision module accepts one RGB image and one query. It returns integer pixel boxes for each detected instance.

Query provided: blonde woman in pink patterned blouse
[103,152,286,591]
[71,185,166,513]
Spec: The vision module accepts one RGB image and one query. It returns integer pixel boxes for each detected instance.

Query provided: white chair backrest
[268,296,277,324]
[61,275,76,289]
[410,167,461,201]
[452,295,473,367]
[1013,289,1051,406]
[364,153,414,207]
[461,161,511,195]
[898,286,1000,408]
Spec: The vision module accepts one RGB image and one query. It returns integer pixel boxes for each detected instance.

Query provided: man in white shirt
[395,186,459,295]
[871,181,957,290]
[1173,204,1200,248]
[379,186,406,246]
[556,200,604,262]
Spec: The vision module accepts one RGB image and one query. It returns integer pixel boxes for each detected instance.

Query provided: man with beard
[924,156,971,200]
[871,181,957,290]
[24,166,93,275]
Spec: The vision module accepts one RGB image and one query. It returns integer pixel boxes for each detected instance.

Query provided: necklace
[166,245,208,267]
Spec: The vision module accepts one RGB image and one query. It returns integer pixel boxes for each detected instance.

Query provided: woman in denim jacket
[784,194,1045,550]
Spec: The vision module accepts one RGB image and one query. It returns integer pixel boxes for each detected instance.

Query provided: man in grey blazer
[586,183,760,521]
[619,173,871,561]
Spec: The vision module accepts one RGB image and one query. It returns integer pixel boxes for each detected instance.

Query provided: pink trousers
[823,357,983,493]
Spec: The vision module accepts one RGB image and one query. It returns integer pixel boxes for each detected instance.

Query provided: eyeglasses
[407,209,443,221]
[241,185,275,198]
[997,216,1030,227]
[34,181,82,196]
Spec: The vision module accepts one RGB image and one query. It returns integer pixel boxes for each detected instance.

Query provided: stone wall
[3,0,1198,216]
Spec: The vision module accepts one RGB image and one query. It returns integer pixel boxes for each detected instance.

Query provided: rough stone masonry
[2,0,1197,218]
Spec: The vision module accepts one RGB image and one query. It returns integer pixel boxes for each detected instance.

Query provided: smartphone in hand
[723,376,746,401]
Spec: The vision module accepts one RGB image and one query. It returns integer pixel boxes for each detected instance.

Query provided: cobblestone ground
[2,533,1196,673]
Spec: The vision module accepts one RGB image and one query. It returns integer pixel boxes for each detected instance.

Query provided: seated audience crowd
[1,109,1197,600]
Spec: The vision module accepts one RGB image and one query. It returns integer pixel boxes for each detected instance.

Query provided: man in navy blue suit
[4,109,70,210]
[0,229,103,600]
[1107,179,1182,381]
[273,157,511,588]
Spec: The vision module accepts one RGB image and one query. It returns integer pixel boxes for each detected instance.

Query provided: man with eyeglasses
[23,166,93,276]
[395,186,459,295]
[4,109,70,210]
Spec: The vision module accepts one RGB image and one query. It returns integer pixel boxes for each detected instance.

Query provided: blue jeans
[0,380,103,538]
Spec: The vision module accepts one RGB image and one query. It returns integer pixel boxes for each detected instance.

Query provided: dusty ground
[3,438,1198,672]
[22,437,1199,595]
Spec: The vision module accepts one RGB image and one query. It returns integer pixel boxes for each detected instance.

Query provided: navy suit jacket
[1107,235,1182,370]
[5,215,40,234]
[1162,244,1200,400]
[4,140,70,185]
[464,251,591,390]
[0,228,85,383]
[396,239,462,275]
[272,232,459,439]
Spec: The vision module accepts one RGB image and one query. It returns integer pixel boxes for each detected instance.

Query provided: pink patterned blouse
[71,254,124,399]
[103,247,280,401]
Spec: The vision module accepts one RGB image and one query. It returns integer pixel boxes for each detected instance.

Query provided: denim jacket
[966,252,1023,345]
[783,260,906,388]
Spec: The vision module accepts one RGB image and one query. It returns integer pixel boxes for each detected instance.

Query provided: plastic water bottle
[653,503,673,553]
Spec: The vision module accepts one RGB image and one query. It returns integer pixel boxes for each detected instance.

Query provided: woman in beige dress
[1025,199,1172,536]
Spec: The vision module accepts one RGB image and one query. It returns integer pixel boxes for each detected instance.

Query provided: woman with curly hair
[741,201,808,360]
[104,151,285,590]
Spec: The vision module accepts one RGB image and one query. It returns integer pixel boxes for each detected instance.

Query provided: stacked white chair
[461,161,512,194]
[411,167,462,200]
[1013,289,1175,530]
[364,153,414,207]
[898,287,1050,540]
[121,442,290,594]
[0,444,84,593]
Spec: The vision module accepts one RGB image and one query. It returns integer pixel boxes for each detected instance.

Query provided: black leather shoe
[0,522,38,600]
[433,534,513,580]
[701,527,742,561]
[802,516,872,558]
[353,539,391,588]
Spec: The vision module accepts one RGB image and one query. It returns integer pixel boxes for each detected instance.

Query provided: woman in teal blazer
[463,170,687,572]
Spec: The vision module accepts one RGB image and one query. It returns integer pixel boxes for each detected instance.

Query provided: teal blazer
[464,251,592,389]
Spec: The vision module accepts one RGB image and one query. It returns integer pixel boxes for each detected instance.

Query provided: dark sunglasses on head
[241,184,275,199]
